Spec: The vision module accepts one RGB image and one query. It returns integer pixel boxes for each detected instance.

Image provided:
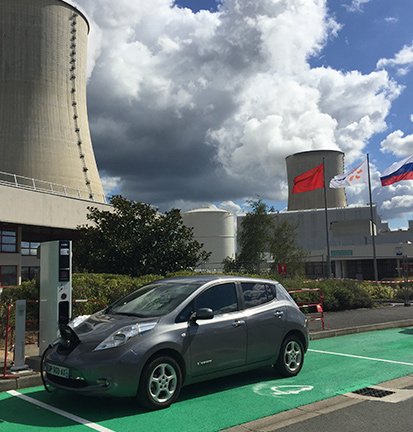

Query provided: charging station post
[39,240,72,354]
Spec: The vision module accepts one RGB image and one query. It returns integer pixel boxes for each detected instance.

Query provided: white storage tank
[182,207,236,270]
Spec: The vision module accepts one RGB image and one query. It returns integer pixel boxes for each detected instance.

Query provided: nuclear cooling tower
[0,0,104,202]
[286,150,347,211]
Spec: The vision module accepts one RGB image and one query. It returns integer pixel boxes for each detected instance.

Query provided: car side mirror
[189,308,214,322]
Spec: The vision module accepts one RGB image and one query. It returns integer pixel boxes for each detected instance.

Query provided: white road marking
[270,385,314,395]
[6,390,114,432]
[309,349,413,367]
[252,383,314,397]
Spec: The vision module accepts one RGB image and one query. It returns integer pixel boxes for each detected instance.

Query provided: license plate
[46,363,69,379]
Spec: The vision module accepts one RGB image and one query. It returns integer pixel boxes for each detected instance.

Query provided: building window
[0,266,17,286]
[0,228,17,253]
[21,241,40,256]
[21,266,40,282]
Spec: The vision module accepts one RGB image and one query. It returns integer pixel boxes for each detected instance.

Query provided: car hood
[71,311,159,343]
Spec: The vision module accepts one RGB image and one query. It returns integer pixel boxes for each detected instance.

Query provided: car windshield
[109,281,202,318]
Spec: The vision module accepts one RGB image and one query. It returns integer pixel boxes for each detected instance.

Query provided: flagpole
[367,153,378,282]
[323,157,332,278]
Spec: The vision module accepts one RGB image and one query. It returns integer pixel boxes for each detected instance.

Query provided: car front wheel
[276,335,304,377]
[138,356,182,410]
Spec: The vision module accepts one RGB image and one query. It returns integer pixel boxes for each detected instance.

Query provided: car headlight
[94,322,157,351]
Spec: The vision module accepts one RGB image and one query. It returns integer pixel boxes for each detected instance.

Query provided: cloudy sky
[74,0,413,229]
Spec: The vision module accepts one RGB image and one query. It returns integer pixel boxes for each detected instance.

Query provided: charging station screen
[59,241,71,282]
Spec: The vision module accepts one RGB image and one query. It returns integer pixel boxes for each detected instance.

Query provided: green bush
[0,280,38,338]
[283,278,373,311]
[362,282,397,301]
[1,272,402,338]
[393,283,413,302]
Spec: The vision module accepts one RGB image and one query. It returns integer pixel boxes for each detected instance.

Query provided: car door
[240,282,286,364]
[187,282,247,377]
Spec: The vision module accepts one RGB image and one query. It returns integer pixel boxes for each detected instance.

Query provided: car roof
[159,275,279,285]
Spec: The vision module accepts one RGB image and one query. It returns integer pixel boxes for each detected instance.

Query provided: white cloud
[344,0,371,13]
[74,0,403,217]
[384,17,398,24]
[218,200,243,215]
[100,175,122,196]
[374,176,413,223]
[382,194,413,211]
[411,114,413,123]
[380,130,413,157]
[377,43,413,76]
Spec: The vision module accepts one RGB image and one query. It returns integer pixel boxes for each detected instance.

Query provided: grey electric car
[43,276,309,409]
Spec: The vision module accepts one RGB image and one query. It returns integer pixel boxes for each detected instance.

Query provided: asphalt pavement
[321,303,413,330]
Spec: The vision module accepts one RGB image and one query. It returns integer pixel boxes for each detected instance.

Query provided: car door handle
[232,320,245,327]
[274,310,284,318]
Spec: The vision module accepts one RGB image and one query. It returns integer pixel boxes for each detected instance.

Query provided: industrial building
[186,150,413,281]
[0,0,110,287]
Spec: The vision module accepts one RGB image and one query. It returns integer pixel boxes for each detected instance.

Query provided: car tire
[137,356,182,410]
[275,335,304,377]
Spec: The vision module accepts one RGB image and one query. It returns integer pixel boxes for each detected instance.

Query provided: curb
[2,319,413,393]
[0,373,42,392]
[310,318,413,340]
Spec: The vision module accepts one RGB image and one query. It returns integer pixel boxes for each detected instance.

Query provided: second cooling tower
[286,150,347,211]
[0,0,104,201]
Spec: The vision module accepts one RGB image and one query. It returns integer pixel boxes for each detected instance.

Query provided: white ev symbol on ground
[270,385,314,395]
[253,383,314,397]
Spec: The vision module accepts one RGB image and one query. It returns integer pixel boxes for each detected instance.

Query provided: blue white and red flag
[380,154,413,186]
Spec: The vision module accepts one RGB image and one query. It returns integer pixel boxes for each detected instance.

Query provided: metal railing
[0,170,107,203]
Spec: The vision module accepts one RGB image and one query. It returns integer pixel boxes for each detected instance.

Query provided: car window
[241,282,276,308]
[110,282,201,318]
[275,282,295,302]
[175,301,194,323]
[195,283,238,315]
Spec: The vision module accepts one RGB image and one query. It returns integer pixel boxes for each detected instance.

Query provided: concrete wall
[0,0,104,201]
[0,183,110,230]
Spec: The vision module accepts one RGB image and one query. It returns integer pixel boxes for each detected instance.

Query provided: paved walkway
[323,303,413,330]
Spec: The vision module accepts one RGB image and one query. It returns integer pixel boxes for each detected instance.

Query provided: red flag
[292,163,324,193]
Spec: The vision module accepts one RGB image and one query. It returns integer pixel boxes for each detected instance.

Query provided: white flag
[329,158,368,189]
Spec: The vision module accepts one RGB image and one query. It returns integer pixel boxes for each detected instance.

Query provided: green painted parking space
[1,327,413,432]
[0,391,92,432]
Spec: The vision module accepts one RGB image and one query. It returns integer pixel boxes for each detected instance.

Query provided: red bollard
[1,303,15,379]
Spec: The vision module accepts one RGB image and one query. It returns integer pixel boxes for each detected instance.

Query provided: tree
[74,196,210,276]
[231,198,306,276]
[269,217,307,277]
[237,199,273,273]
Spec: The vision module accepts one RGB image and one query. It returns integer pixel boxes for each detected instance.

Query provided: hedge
[0,272,410,339]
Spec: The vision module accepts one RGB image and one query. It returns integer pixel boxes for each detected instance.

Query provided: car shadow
[399,328,413,335]
[0,367,282,428]
[179,366,279,401]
